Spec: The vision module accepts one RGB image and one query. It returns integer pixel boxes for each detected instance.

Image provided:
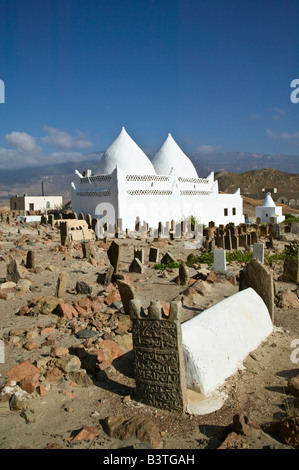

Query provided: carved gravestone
[107,241,120,273]
[239,259,274,321]
[129,300,187,413]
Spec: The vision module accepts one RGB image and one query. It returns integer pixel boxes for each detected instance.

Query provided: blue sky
[0,0,298,170]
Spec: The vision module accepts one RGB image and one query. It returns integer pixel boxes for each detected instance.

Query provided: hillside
[215,168,299,195]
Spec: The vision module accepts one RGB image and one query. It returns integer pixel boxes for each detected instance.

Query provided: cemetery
[0,208,298,449]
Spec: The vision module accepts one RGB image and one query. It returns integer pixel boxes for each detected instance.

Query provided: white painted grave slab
[181,288,273,396]
[253,243,264,263]
[213,249,226,272]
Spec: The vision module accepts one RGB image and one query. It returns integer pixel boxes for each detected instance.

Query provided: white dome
[95,127,156,175]
[151,133,198,178]
[262,192,276,207]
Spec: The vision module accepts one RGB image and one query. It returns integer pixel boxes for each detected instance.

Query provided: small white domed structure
[96,127,156,176]
[152,133,198,178]
[256,192,285,223]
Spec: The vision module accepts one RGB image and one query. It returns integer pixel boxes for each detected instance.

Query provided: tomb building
[255,192,285,224]
[71,127,244,230]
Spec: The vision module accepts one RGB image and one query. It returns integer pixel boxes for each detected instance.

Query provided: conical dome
[96,127,156,175]
[151,133,198,178]
[262,192,276,207]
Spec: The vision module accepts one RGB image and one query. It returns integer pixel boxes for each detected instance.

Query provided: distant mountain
[186,152,299,177]
[0,149,298,206]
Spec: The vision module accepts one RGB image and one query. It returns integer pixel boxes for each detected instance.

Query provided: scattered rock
[101,415,161,448]
[76,281,92,295]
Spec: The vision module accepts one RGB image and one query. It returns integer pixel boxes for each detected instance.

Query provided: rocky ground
[0,218,298,452]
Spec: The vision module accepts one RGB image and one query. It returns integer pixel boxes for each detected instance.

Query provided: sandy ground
[0,221,298,452]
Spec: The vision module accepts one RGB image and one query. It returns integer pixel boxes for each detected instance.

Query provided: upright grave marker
[213,249,226,272]
[253,243,264,264]
[129,300,187,413]
[107,240,120,273]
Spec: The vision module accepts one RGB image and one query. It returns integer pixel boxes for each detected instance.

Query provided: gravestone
[134,248,144,264]
[56,272,69,298]
[26,250,35,269]
[178,262,190,285]
[291,223,298,235]
[253,243,264,264]
[239,260,274,321]
[129,258,144,274]
[231,235,239,250]
[86,214,92,229]
[161,252,176,265]
[117,280,135,314]
[213,249,226,272]
[48,214,55,228]
[149,247,159,263]
[224,234,232,251]
[7,259,22,283]
[82,241,91,259]
[282,260,299,284]
[129,299,187,413]
[107,241,120,273]
[60,221,69,246]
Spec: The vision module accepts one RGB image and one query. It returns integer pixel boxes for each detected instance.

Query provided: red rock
[37,385,47,397]
[44,367,63,383]
[77,297,92,311]
[44,442,64,449]
[18,305,29,316]
[73,304,89,317]
[218,432,242,449]
[40,327,56,336]
[0,290,8,300]
[71,425,99,442]
[41,339,56,347]
[98,340,123,362]
[9,328,25,336]
[50,346,69,358]
[18,374,40,393]
[104,291,121,306]
[6,360,40,383]
[24,341,40,351]
[57,303,78,320]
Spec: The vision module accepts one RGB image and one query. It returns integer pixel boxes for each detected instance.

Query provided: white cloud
[41,126,93,150]
[0,129,90,170]
[266,128,299,140]
[196,145,220,154]
[5,131,42,153]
